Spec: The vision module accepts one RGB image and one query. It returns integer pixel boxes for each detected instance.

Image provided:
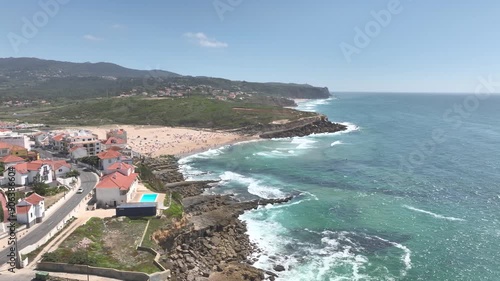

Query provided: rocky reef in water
[259,115,347,138]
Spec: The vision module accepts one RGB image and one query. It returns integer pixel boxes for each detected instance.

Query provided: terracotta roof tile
[96,172,138,191]
[97,150,122,159]
[0,155,25,163]
[16,201,33,214]
[107,162,133,170]
[25,193,44,205]
[0,142,12,149]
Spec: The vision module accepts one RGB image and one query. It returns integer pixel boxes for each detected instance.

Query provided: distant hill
[0,57,330,100]
[0,57,180,79]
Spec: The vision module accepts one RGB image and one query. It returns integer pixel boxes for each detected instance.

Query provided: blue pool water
[140,193,158,203]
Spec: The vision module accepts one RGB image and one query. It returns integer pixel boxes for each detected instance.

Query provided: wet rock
[273,264,285,272]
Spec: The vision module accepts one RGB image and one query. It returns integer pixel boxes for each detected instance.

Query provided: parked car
[77,188,84,194]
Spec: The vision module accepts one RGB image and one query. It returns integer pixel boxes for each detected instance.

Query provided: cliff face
[140,157,292,281]
[237,115,347,138]
[259,116,347,138]
[156,195,293,281]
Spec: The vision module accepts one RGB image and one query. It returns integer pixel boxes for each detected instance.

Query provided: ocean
[179,93,500,281]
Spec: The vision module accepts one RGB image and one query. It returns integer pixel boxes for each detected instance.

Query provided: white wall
[34,201,45,219]
[101,157,120,170]
[0,134,30,150]
[17,207,36,225]
[96,188,121,207]
[54,166,71,178]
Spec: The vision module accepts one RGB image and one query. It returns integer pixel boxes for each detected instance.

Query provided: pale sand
[65,125,257,157]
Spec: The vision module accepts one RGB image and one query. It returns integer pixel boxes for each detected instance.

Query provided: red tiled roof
[16,203,32,214]
[14,162,48,173]
[9,145,26,151]
[0,142,11,149]
[96,172,138,191]
[0,155,25,163]
[32,159,70,171]
[52,134,65,141]
[107,162,133,171]
[97,150,122,159]
[13,163,29,174]
[25,193,44,205]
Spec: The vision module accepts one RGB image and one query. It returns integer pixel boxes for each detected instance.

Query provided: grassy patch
[43,217,159,274]
[141,217,170,250]
[44,190,68,209]
[8,96,317,129]
[23,217,76,263]
[136,164,164,192]
[163,197,183,219]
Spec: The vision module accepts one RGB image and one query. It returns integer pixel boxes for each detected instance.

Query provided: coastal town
[0,104,348,281]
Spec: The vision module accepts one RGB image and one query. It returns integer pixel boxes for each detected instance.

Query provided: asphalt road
[0,170,98,266]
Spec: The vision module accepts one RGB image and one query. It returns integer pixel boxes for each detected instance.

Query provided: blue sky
[1,0,499,93]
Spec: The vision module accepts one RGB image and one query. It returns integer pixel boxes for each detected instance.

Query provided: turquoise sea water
[179,93,500,281]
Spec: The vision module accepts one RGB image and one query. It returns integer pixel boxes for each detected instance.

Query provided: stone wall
[37,262,151,281]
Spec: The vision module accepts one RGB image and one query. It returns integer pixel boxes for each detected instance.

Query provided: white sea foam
[331,140,344,146]
[291,138,317,149]
[307,121,360,138]
[295,97,334,112]
[373,236,412,275]
[219,171,285,199]
[403,205,465,221]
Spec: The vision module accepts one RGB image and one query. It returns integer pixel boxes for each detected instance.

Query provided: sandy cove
[64,125,258,157]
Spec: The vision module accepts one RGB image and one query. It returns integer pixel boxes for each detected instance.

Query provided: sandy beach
[65,125,257,157]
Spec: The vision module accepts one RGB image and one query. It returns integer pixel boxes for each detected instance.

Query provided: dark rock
[273,264,285,272]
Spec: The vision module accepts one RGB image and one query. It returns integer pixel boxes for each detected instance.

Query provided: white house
[7,162,53,186]
[33,159,72,178]
[24,193,45,223]
[50,134,65,150]
[96,171,138,208]
[69,146,88,159]
[0,155,25,168]
[102,137,127,150]
[0,132,30,150]
[16,201,36,228]
[97,150,123,171]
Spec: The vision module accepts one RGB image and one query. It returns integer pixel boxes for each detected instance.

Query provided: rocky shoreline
[140,114,346,281]
[259,115,347,138]
[141,157,292,281]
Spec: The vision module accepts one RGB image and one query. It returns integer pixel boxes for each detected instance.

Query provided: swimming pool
[140,193,158,203]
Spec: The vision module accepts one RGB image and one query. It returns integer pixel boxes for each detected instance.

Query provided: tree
[65,169,80,178]
[0,162,4,174]
[32,174,50,196]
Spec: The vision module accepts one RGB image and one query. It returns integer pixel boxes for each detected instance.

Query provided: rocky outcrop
[155,193,293,281]
[165,181,219,198]
[259,116,347,138]
[138,143,297,281]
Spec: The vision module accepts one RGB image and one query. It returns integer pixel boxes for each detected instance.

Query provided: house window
[59,169,63,172]
[108,159,111,163]
[30,213,33,218]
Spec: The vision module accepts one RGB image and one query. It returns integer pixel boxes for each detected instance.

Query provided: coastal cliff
[140,157,291,281]
[235,115,347,138]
